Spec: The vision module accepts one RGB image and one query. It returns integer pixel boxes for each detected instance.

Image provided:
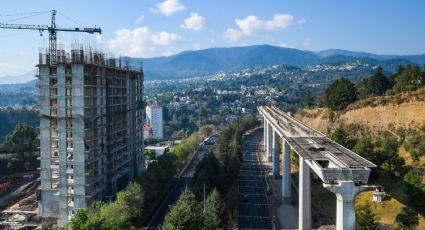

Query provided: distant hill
[0,71,35,84]
[0,79,36,92]
[318,49,425,65]
[137,45,321,80]
[2,45,424,81]
[132,45,422,80]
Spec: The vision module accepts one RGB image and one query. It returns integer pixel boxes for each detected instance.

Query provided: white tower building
[146,105,163,140]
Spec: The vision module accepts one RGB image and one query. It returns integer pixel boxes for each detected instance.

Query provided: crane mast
[0,10,101,64]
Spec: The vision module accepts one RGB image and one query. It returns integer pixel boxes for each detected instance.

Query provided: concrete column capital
[323,181,365,202]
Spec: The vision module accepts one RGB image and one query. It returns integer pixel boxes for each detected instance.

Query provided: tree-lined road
[147,134,219,228]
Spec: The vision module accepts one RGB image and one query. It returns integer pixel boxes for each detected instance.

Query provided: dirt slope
[295,88,425,136]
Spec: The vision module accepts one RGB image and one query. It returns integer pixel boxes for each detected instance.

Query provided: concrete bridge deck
[258,106,376,230]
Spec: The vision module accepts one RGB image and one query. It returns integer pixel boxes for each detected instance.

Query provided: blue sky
[1,0,425,76]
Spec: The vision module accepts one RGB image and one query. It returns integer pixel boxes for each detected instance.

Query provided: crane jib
[0,9,102,64]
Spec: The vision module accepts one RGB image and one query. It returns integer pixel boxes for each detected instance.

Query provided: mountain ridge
[2,45,425,82]
[136,45,424,80]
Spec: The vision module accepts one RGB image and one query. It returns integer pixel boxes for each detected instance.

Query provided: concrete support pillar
[323,181,364,230]
[272,130,279,179]
[298,157,311,230]
[263,119,267,151]
[281,139,291,203]
[266,122,272,162]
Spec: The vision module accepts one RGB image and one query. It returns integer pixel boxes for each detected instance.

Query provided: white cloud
[296,19,306,27]
[150,0,186,16]
[223,14,295,42]
[297,19,307,26]
[181,12,206,31]
[136,14,145,23]
[223,28,243,42]
[107,27,182,57]
[235,14,294,35]
[152,31,181,46]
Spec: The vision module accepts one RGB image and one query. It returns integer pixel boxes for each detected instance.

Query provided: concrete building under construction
[37,46,145,224]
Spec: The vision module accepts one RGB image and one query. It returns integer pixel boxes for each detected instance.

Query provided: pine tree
[161,189,202,230]
[353,137,376,164]
[325,78,358,110]
[394,207,419,230]
[356,202,379,230]
[203,188,224,230]
[366,66,388,96]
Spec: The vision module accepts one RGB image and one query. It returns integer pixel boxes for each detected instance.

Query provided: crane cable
[56,11,83,27]
[0,10,50,17]
[0,11,50,24]
[1,10,84,28]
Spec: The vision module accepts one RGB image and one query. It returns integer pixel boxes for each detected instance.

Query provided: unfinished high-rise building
[37,46,145,224]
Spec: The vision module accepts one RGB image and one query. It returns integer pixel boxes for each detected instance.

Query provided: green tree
[161,189,202,230]
[402,170,424,205]
[301,96,315,109]
[330,127,356,149]
[69,208,89,230]
[69,202,103,230]
[203,188,224,230]
[404,126,425,160]
[378,137,404,174]
[144,149,156,160]
[353,137,375,162]
[199,124,215,138]
[116,182,144,219]
[172,133,199,160]
[3,123,38,158]
[393,65,425,93]
[356,202,379,230]
[366,67,389,96]
[68,183,143,230]
[325,78,358,110]
[394,207,419,230]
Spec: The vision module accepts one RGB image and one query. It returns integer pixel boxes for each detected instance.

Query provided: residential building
[146,105,163,140]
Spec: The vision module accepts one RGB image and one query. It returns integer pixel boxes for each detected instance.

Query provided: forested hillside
[295,63,425,228]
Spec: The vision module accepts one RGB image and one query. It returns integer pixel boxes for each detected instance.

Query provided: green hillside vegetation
[0,110,38,142]
[0,123,39,175]
[303,63,425,227]
[322,64,425,111]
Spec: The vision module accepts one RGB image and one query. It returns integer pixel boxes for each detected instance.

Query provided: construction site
[38,47,145,225]
[0,10,146,229]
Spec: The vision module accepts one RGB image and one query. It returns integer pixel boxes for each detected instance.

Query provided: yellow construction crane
[0,10,101,64]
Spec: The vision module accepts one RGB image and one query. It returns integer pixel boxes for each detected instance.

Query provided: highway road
[238,129,272,229]
[147,134,219,228]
